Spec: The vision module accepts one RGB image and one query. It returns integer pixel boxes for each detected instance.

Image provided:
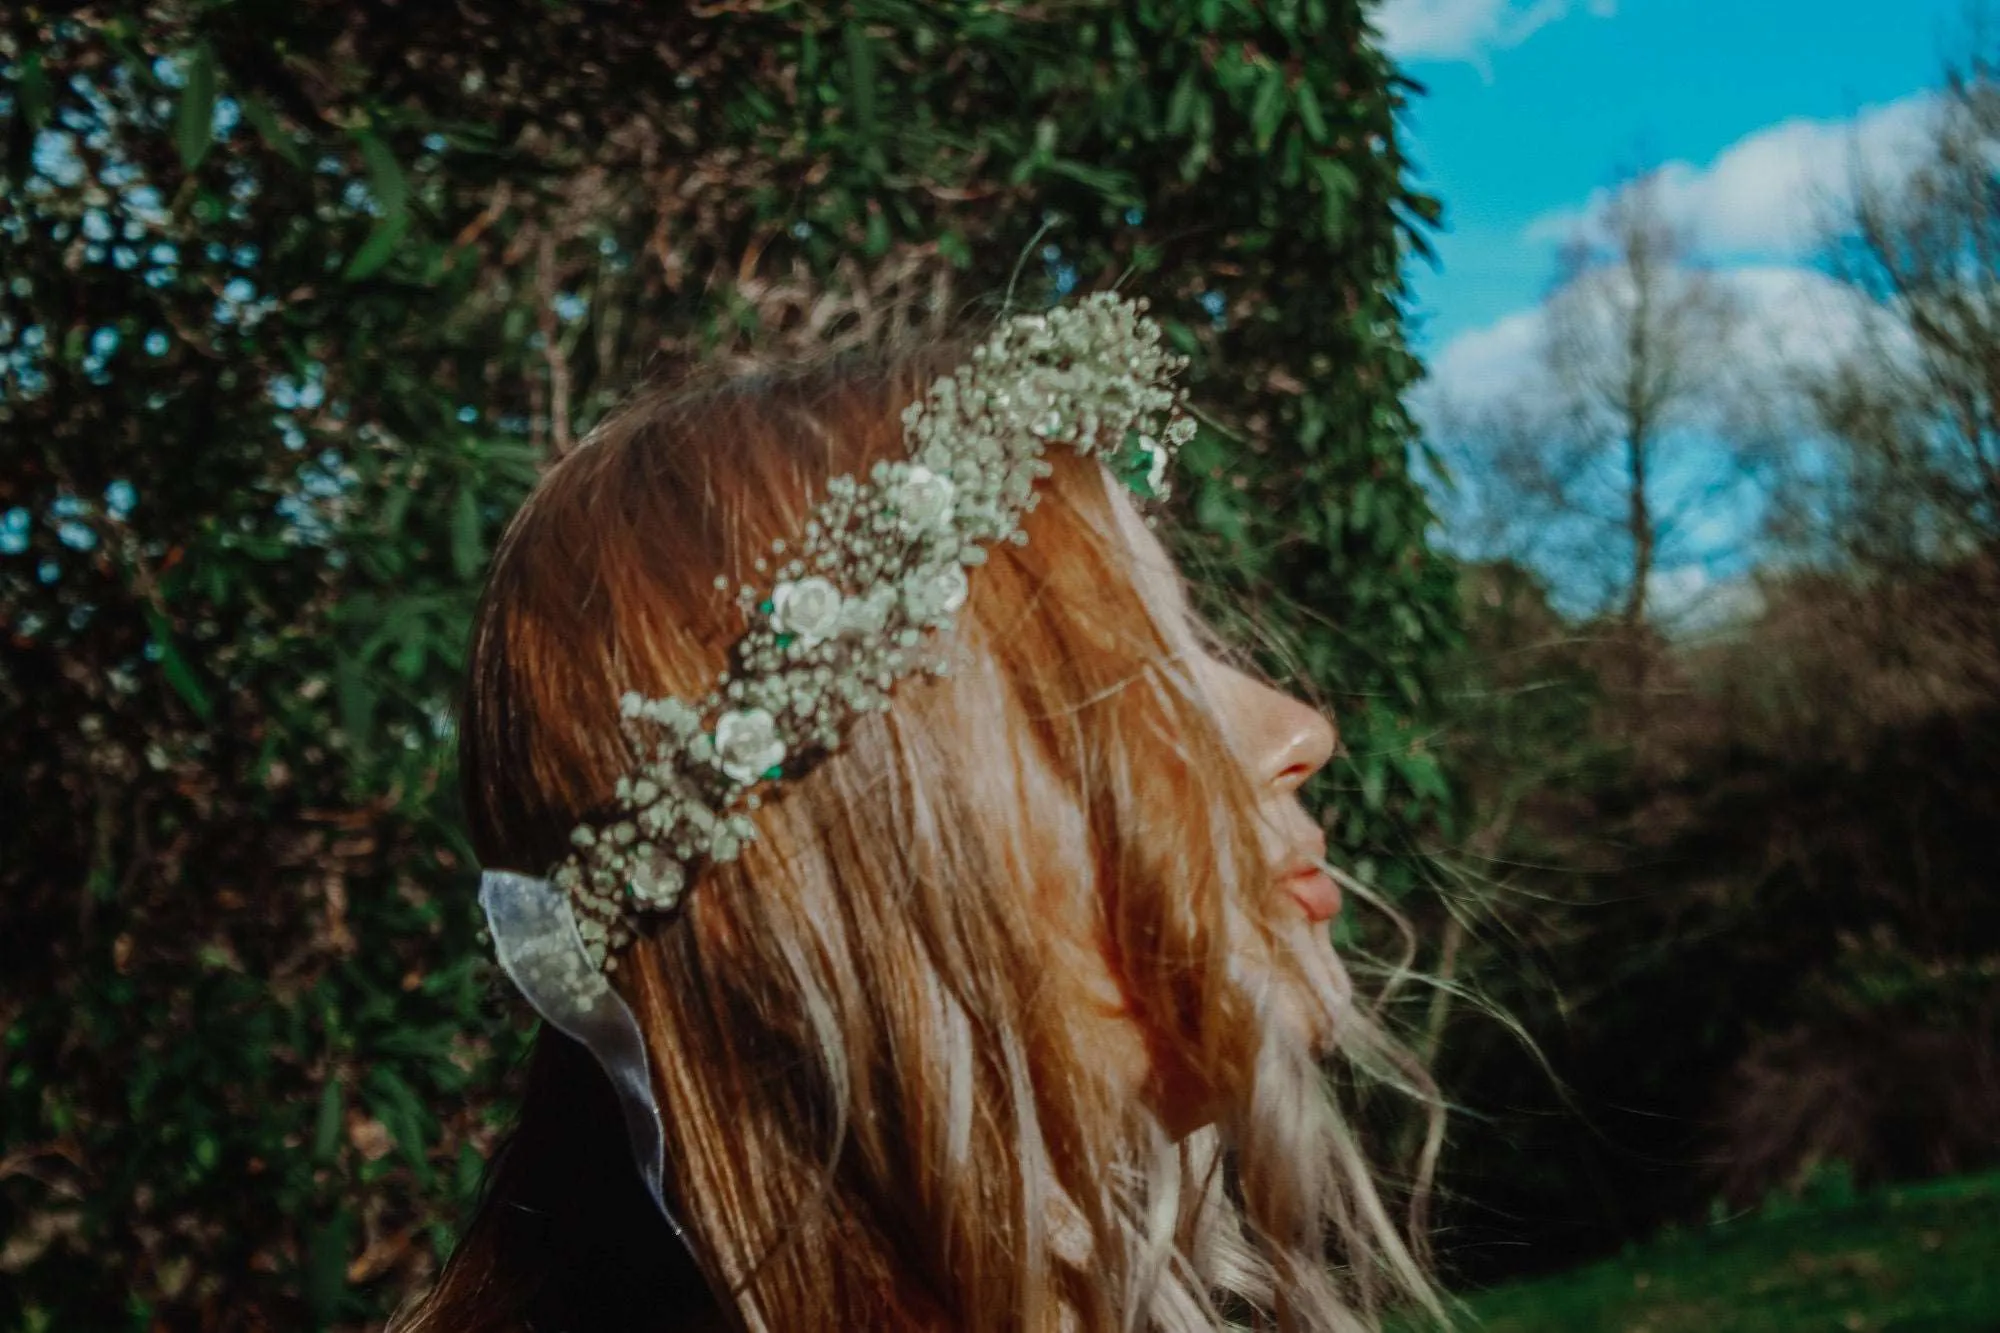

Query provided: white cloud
[1528,93,1941,257]
[1417,305,1546,411]
[1724,265,1880,378]
[1418,264,1877,422]
[1374,0,1615,68]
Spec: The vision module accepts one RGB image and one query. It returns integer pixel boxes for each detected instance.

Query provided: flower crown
[545,294,1196,973]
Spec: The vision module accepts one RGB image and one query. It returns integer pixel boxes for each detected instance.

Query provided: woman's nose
[1206,660,1338,793]
[1257,686,1337,793]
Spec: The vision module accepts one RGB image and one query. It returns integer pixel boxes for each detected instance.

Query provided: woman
[396,298,1441,1331]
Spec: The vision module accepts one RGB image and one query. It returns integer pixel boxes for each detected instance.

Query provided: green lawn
[1433,1172,2000,1333]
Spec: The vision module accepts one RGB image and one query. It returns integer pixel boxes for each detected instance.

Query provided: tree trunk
[1623,430,1655,707]
[1624,431,1654,630]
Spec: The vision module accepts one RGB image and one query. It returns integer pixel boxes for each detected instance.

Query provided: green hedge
[0,3,1453,1325]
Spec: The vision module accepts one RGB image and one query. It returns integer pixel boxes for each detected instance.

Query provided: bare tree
[1430,171,1751,634]
[1792,55,2000,572]
[1542,175,1746,628]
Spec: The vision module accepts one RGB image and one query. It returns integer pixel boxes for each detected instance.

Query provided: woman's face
[1100,482,1349,1124]
[1108,483,1341,922]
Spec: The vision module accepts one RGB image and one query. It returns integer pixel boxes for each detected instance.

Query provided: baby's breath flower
[839,586,897,638]
[538,294,1191,975]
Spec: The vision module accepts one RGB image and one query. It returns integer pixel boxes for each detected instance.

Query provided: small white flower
[903,564,970,623]
[893,465,956,532]
[838,586,898,638]
[626,857,686,908]
[771,576,844,641]
[713,707,786,784]
[935,564,970,613]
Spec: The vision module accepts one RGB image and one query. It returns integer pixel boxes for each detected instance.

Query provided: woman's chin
[1281,925,1353,1057]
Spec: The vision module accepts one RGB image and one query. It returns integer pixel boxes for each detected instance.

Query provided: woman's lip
[1281,868,1342,924]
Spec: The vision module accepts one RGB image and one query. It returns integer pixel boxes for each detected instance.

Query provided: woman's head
[417,339,1438,1332]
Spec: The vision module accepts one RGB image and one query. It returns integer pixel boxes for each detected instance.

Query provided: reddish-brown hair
[394,349,1440,1332]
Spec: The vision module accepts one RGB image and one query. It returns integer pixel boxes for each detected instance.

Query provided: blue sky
[1386,0,1965,349]
[1378,0,1963,621]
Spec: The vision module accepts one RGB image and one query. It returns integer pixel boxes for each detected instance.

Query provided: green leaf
[143,607,214,721]
[380,483,413,537]
[799,23,821,79]
[1351,478,1375,531]
[1295,82,1328,143]
[1311,157,1358,237]
[313,1078,344,1164]
[1194,483,1249,550]
[1180,93,1216,180]
[366,1067,435,1187]
[343,212,411,282]
[392,626,428,681]
[862,206,891,258]
[175,44,218,171]
[1400,751,1451,805]
[1358,756,1387,812]
[1047,159,1134,197]
[456,1142,486,1202]
[241,95,304,168]
[450,486,483,579]
[303,1210,353,1326]
[355,131,409,219]
[1165,67,1200,137]
[1251,68,1287,152]
[336,654,375,752]
[17,51,52,131]
[844,24,878,152]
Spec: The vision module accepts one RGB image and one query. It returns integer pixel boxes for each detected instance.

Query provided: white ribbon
[478,869,688,1246]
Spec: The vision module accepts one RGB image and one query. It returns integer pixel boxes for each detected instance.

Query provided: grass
[1430,1171,2000,1333]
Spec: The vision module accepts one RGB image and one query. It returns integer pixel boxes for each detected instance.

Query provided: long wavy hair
[393,345,1443,1332]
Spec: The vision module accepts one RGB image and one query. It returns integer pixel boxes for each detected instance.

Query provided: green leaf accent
[1111,432,1166,500]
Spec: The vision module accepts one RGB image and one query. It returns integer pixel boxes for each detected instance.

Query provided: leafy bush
[1429,555,2000,1287]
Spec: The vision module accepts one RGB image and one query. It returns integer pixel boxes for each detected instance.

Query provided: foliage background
[0,2,1457,1326]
